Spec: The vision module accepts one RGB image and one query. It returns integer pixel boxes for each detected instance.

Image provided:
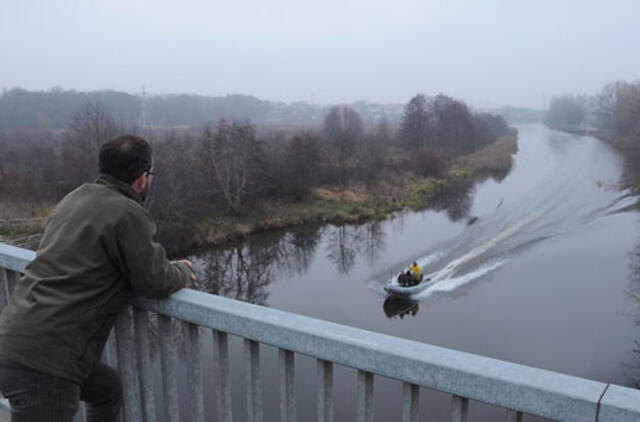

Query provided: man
[0,134,195,421]
[409,262,421,285]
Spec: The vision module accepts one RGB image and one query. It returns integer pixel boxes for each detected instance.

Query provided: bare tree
[62,100,119,185]
[430,94,476,154]
[401,94,431,150]
[0,157,6,195]
[200,120,265,215]
[545,94,589,131]
[323,106,363,187]
[284,132,321,201]
[595,82,640,144]
[66,100,119,157]
[359,132,385,188]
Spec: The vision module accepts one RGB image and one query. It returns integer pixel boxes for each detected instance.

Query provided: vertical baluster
[115,306,143,422]
[103,330,117,367]
[185,322,205,422]
[244,339,262,422]
[356,370,374,422]
[0,268,8,309]
[279,349,296,422]
[316,359,333,422]
[105,329,125,422]
[6,270,18,297]
[506,410,523,422]
[451,395,468,422]
[71,402,87,422]
[159,315,180,422]
[134,309,156,422]
[214,330,233,422]
[401,383,419,422]
[106,329,125,422]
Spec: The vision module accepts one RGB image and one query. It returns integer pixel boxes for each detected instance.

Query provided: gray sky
[2,0,639,108]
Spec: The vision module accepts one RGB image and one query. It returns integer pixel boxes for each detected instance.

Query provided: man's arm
[115,208,193,298]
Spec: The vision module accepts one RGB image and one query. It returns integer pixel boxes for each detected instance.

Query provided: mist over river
[185,124,640,421]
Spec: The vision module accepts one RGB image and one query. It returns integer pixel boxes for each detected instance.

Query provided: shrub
[408,151,449,178]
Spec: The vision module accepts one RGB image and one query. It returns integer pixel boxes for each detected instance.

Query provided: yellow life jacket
[409,264,421,280]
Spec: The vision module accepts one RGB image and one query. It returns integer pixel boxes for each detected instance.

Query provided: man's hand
[179,259,197,287]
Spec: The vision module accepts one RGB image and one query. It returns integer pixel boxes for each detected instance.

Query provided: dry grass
[455,134,518,174]
[0,201,55,219]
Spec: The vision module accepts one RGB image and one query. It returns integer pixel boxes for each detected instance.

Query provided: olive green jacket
[0,174,191,384]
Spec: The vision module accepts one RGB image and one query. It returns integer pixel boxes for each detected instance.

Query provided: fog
[1,0,639,107]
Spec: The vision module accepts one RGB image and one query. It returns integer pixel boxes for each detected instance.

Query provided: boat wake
[412,260,506,299]
[369,129,638,301]
[373,207,548,299]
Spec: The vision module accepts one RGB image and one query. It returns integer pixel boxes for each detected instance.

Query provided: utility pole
[138,86,153,140]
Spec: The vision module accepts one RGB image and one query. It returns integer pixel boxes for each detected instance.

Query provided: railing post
[506,409,523,421]
[357,370,374,422]
[104,330,124,422]
[317,359,333,422]
[401,383,419,422]
[451,395,469,422]
[214,330,233,422]
[185,322,205,422]
[134,309,156,422]
[245,339,263,422]
[73,403,87,422]
[5,270,18,297]
[279,348,296,422]
[115,306,143,422]
[158,315,180,422]
[0,268,9,309]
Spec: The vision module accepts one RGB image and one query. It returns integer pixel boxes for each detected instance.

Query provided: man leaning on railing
[0,135,196,421]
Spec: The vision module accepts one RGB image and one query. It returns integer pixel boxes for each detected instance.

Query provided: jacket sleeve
[115,207,191,298]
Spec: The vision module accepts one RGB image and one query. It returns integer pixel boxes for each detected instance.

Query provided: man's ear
[131,173,146,194]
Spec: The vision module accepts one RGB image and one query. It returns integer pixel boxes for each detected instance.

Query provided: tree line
[545,80,640,148]
[0,88,406,133]
[1,93,509,246]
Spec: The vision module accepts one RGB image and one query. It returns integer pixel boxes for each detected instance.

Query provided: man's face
[140,170,154,201]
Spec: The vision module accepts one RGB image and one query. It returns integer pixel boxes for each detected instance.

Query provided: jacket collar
[95,174,144,205]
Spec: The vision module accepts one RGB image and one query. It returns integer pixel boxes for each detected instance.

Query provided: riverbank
[0,133,519,254]
[545,125,640,194]
[591,133,640,194]
[173,133,518,253]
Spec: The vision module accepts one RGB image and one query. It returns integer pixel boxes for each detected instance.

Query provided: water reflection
[383,297,419,319]
[430,179,475,222]
[326,221,386,275]
[190,222,388,300]
[192,227,321,305]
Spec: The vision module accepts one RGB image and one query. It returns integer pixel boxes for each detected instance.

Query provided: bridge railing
[1,242,640,422]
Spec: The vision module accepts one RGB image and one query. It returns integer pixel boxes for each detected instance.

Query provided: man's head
[99,135,153,197]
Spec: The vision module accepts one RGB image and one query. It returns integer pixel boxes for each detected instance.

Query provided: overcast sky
[1,0,639,108]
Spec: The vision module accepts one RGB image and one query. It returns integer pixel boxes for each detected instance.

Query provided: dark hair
[99,135,152,183]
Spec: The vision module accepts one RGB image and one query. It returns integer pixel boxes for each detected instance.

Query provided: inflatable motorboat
[384,279,432,298]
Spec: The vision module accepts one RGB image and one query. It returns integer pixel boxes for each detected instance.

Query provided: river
[185,124,640,421]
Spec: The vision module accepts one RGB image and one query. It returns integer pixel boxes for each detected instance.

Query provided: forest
[545,80,640,150]
[0,91,512,253]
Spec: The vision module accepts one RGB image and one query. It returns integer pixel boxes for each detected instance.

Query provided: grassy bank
[0,203,51,249]
[182,133,519,251]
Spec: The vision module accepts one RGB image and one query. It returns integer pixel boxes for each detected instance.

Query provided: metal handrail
[1,242,639,421]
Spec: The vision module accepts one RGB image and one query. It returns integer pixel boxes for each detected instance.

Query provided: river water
[186,124,640,421]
